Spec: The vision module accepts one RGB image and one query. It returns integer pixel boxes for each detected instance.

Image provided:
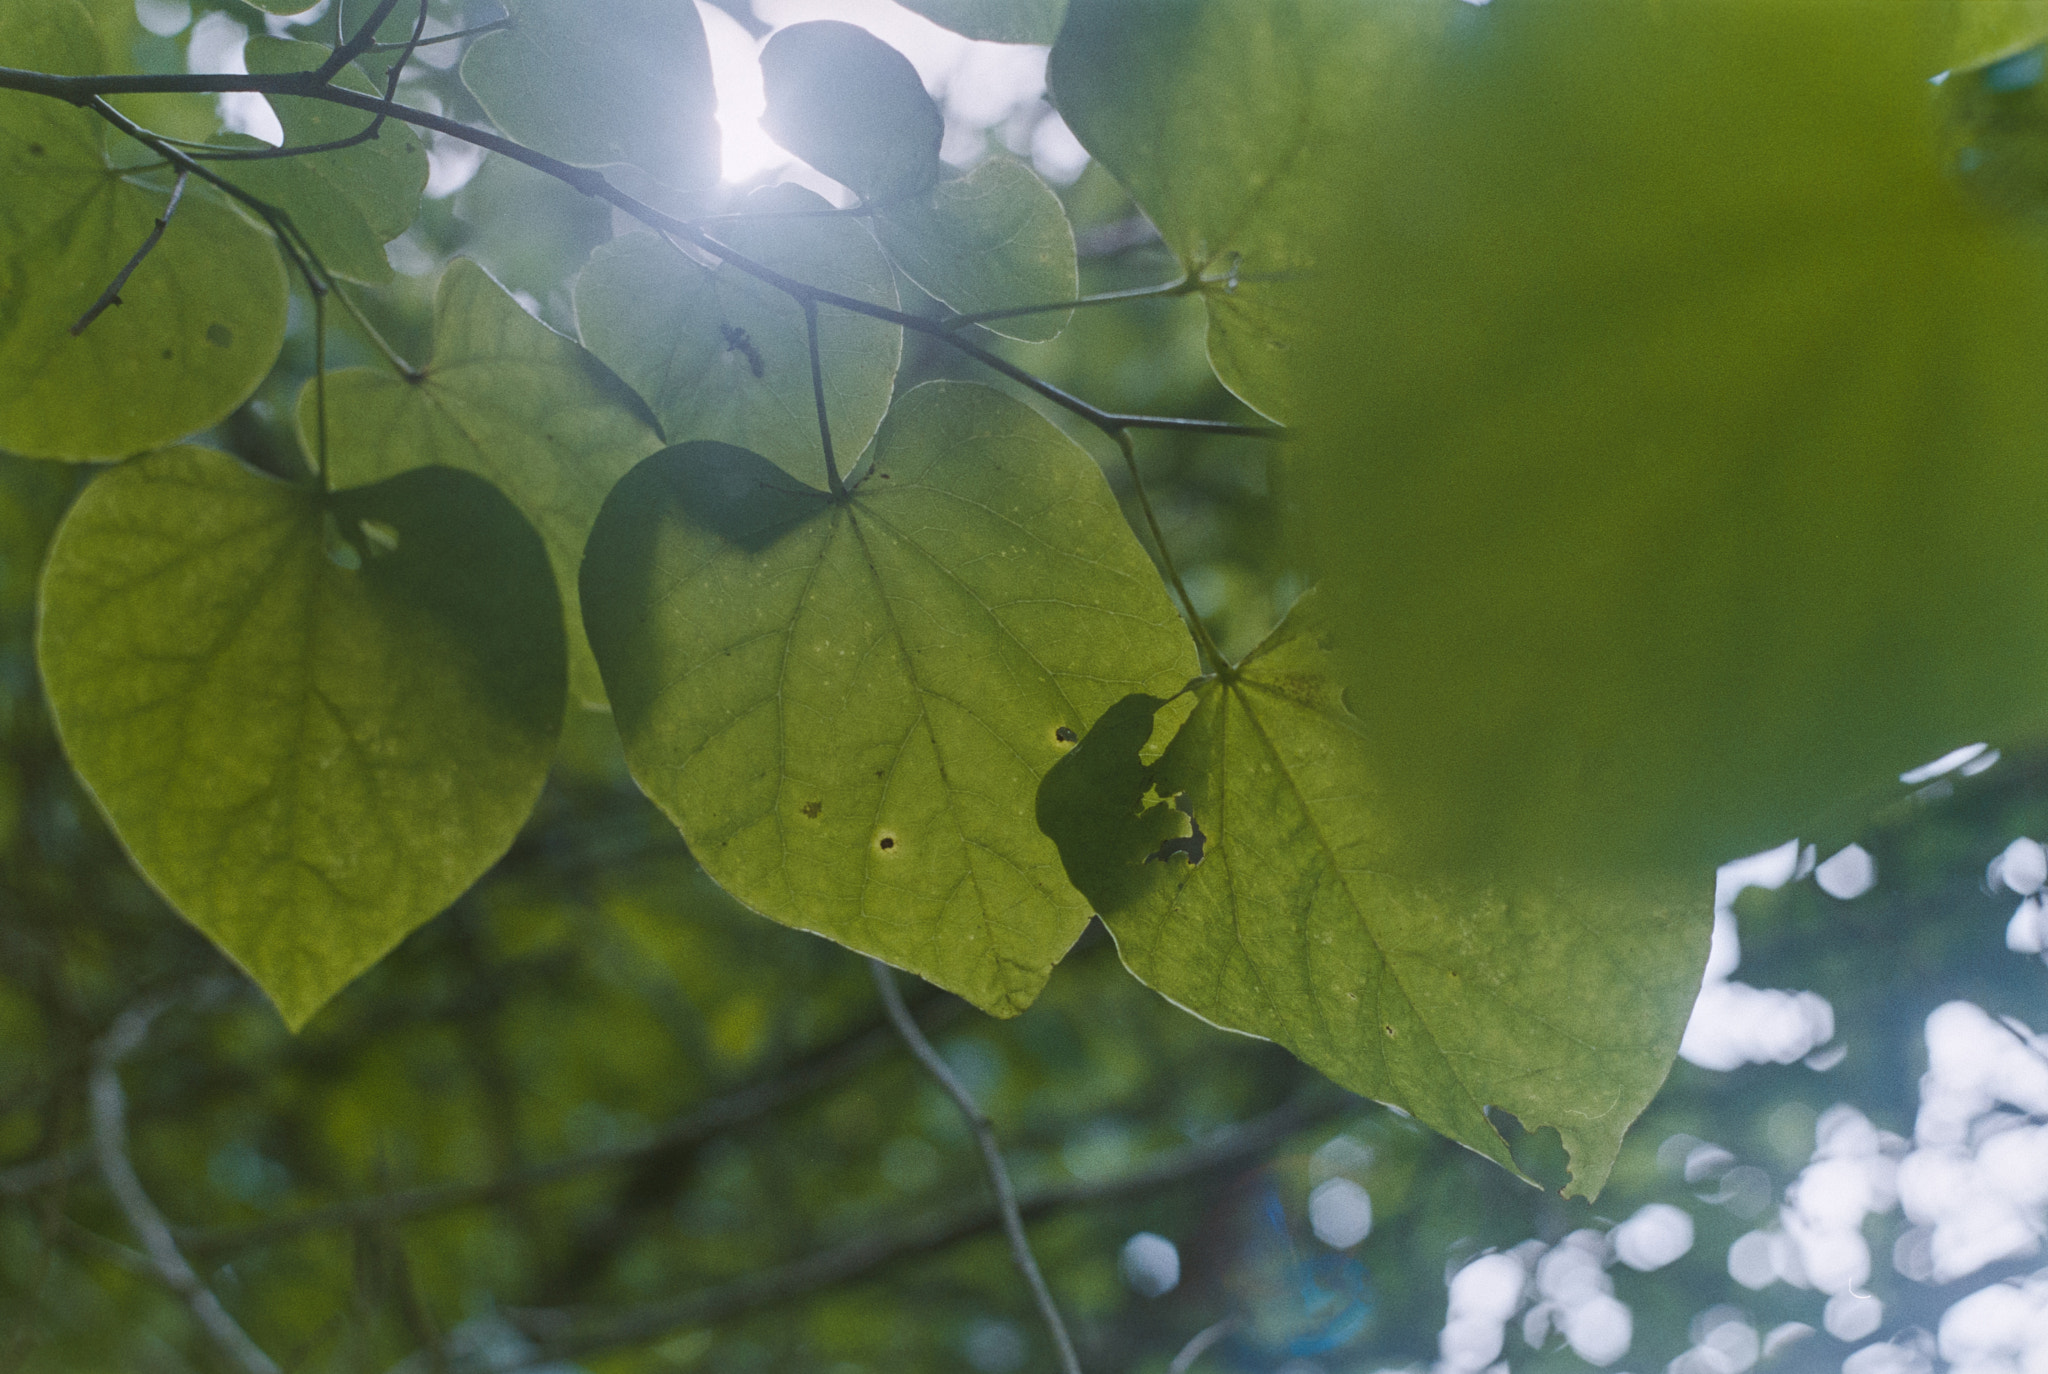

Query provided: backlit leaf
[1297,0,2048,880]
[1047,0,1432,422]
[581,382,1198,1015]
[38,447,565,1028]
[212,37,428,286]
[761,21,943,205]
[575,184,901,488]
[0,0,287,460]
[874,156,1078,342]
[309,259,662,707]
[1037,594,1706,1198]
[896,0,1066,45]
[461,0,718,187]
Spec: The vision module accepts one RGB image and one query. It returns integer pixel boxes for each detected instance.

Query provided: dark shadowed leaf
[38,448,564,1028]
[581,382,1197,1015]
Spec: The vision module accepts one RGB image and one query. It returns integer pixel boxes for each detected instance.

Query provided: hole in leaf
[1145,794,1206,866]
[358,519,400,556]
[877,834,897,852]
[320,512,362,572]
[1055,725,1078,744]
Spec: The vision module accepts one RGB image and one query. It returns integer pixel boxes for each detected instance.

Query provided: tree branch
[70,171,187,335]
[90,1003,282,1374]
[0,66,1281,443]
[869,959,1083,1374]
[517,1085,1347,1364]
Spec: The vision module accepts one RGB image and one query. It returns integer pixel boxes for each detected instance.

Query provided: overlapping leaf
[576,184,901,488]
[874,156,1078,342]
[897,0,1067,44]
[581,382,1198,1015]
[1037,594,1706,1197]
[38,447,565,1028]
[212,37,427,286]
[1047,0,1437,422]
[1296,0,2048,881]
[309,259,662,706]
[0,0,287,460]
[761,21,943,205]
[461,0,718,187]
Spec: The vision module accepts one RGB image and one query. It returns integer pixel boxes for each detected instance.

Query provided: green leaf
[874,156,1078,342]
[461,0,718,187]
[581,381,1198,1015]
[1296,1,2048,881]
[209,37,427,286]
[575,184,902,488]
[760,21,943,205]
[38,447,565,1028]
[1037,594,1706,1198]
[0,0,288,460]
[896,0,1067,45]
[308,259,661,709]
[1047,0,1439,422]
[1949,3,2048,68]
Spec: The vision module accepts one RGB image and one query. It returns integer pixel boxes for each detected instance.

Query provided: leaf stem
[70,169,188,336]
[866,960,1085,1374]
[1114,428,1227,675]
[804,298,845,499]
[941,275,1197,331]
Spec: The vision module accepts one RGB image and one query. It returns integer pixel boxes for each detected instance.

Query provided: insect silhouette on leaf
[720,323,766,378]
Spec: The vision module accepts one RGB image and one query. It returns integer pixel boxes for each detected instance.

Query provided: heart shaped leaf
[575,184,902,489]
[1037,593,1707,1198]
[874,156,1078,343]
[581,382,1198,1015]
[38,448,565,1028]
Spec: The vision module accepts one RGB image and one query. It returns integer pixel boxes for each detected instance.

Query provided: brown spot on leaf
[800,800,822,819]
[1055,725,1077,744]
[877,835,896,851]
[205,323,233,349]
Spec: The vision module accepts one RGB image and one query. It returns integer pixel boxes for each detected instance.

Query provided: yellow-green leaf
[38,448,565,1027]
[309,259,662,708]
[581,382,1198,1015]
[1037,594,1706,1198]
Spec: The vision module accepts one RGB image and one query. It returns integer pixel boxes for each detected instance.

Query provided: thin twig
[195,0,427,164]
[804,298,844,498]
[90,1003,282,1374]
[314,0,405,82]
[0,1145,87,1196]
[1166,1319,1234,1374]
[942,276,1196,331]
[71,170,188,335]
[868,960,1083,1374]
[0,67,1278,441]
